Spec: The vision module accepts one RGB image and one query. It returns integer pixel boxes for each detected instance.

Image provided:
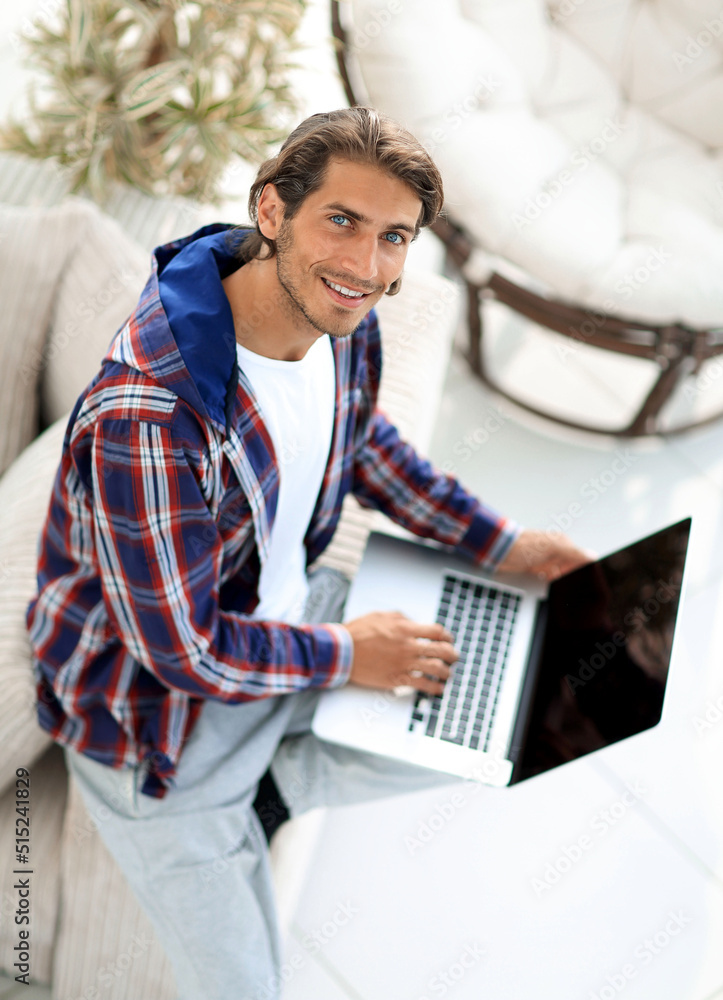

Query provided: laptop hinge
[508,598,549,784]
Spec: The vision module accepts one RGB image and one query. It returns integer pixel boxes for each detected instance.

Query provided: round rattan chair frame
[331,0,723,437]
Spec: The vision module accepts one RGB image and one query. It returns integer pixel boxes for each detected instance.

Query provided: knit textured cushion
[40,199,149,426]
[52,775,176,1000]
[0,198,147,472]
[0,418,67,800]
[0,204,73,476]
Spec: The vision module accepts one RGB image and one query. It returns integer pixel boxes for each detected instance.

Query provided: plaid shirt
[27,225,518,797]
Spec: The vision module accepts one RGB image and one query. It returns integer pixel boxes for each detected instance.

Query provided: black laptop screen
[515,518,691,781]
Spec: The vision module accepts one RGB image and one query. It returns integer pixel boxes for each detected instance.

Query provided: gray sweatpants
[65,568,457,1000]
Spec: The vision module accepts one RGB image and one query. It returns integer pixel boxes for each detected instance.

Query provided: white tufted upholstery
[348,0,723,330]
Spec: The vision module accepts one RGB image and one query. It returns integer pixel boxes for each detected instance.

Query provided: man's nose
[340,234,378,283]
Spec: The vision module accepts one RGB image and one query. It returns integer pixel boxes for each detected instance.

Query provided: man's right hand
[344,611,458,695]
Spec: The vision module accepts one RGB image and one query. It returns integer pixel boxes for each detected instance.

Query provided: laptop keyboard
[408,573,521,752]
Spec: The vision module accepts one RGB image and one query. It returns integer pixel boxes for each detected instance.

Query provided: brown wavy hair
[229,107,444,296]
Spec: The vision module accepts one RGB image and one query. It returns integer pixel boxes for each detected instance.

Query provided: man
[27,107,588,998]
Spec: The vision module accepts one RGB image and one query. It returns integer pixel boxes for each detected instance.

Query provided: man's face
[268,158,422,338]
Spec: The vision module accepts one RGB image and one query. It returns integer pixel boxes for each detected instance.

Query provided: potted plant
[1,0,306,205]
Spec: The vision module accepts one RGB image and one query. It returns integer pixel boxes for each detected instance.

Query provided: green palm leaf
[121,60,188,120]
[0,0,307,203]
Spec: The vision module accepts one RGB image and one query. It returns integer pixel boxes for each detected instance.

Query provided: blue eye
[330,215,350,226]
[384,232,404,244]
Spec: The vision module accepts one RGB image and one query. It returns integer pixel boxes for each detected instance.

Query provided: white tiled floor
[273,333,723,1000]
[2,1,723,999]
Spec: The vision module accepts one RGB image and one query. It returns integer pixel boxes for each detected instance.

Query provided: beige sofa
[0,197,459,997]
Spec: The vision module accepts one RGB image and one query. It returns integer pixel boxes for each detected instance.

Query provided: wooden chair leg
[466,281,483,376]
[623,355,689,436]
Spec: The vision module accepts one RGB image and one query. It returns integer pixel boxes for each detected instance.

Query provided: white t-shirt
[235,335,336,624]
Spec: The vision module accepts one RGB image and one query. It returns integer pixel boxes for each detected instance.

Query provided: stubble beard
[274,219,378,339]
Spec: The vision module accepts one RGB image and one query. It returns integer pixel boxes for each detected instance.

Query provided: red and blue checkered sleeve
[92,416,352,700]
[351,409,520,572]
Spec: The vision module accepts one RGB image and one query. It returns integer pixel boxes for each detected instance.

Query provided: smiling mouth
[322,277,370,302]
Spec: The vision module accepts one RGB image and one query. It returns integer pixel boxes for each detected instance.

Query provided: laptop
[312,518,692,786]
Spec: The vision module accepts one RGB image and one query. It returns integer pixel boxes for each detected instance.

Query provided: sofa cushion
[0,204,73,476]
[0,418,67,799]
[53,775,176,1000]
[41,199,149,426]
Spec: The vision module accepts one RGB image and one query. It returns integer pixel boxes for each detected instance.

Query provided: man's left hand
[496,529,594,582]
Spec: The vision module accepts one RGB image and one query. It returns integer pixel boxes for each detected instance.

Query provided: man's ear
[257,183,284,239]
